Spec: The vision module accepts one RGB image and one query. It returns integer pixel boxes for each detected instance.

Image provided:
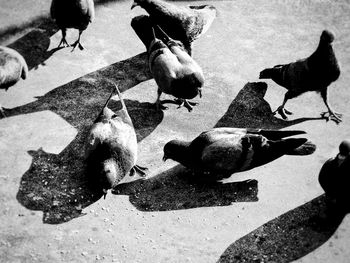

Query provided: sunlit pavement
[0,1,349,262]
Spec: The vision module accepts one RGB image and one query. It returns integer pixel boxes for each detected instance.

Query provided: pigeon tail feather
[285,140,316,156]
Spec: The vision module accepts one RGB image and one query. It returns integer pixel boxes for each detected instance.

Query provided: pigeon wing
[200,135,253,173]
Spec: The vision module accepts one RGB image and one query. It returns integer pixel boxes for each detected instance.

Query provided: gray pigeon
[131,16,204,111]
[50,0,95,50]
[163,128,316,180]
[259,30,341,124]
[0,46,28,117]
[85,84,147,198]
[319,140,350,208]
[131,0,216,55]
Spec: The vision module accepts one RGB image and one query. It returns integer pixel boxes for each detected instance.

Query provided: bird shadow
[214,81,323,129]
[111,81,322,212]
[10,52,157,224]
[113,165,258,212]
[218,194,348,263]
[6,17,61,71]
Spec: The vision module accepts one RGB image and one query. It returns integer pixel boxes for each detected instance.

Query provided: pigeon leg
[58,29,70,48]
[71,30,84,51]
[155,89,168,110]
[320,89,342,124]
[274,91,293,119]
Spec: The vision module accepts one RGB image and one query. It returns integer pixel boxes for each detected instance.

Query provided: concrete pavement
[0,0,349,262]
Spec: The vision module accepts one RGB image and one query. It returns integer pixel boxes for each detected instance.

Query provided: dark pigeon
[259,30,341,123]
[0,46,28,117]
[131,0,216,55]
[319,140,350,210]
[50,0,95,50]
[85,84,147,198]
[163,128,316,180]
[131,15,204,112]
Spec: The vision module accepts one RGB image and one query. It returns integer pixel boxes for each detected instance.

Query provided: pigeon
[0,46,28,117]
[163,128,316,180]
[50,0,95,50]
[131,0,217,55]
[85,84,147,198]
[318,140,350,208]
[259,30,342,124]
[131,16,204,111]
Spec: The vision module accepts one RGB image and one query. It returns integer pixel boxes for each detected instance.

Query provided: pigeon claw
[321,111,342,124]
[274,106,293,120]
[133,165,148,177]
[71,41,84,51]
[58,38,70,48]
[175,99,198,112]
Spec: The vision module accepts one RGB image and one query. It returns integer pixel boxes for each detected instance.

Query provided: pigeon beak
[162,155,168,162]
[102,188,108,199]
[198,88,202,98]
[131,2,138,9]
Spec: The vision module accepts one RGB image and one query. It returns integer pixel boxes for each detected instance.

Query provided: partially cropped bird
[131,16,204,111]
[50,0,95,50]
[319,140,350,208]
[131,0,216,55]
[163,128,316,180]
[259,30,341,124]
[0,46,28,117]
[85,84,147,198]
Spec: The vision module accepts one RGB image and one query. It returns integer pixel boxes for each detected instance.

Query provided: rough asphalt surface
[0,0,350,262]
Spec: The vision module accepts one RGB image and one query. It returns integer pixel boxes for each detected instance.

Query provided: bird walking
[131,0,216,55]
[0,46,28,117]
[319,140,350,209]
[163,128,316,180]
[131,16,204,111]
[50,0,95,50]
[85,83,147,198]
[259,30,342,124]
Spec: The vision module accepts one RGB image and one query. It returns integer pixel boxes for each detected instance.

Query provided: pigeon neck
[143,0,174,17]
[169,141,193,167]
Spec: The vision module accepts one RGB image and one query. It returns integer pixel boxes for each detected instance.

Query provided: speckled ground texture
[0,0,349,262]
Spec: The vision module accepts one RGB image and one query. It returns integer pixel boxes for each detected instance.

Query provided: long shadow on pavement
[112,82,322,211]
[9,52,157,224]
[214,81,323,129]
[113,165,258,211]
[218,195,347,263]
[6,17,61,71]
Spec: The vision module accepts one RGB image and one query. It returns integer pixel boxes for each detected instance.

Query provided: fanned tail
[286,140,317,156]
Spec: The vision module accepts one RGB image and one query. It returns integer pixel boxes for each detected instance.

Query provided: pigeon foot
[58,38,70,48]
[132,165,148,177]
[71,41,84,51]
[274,106,293,120]
[321,111,342,124]
[174,99,198,112]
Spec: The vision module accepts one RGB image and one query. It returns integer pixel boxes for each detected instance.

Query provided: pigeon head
[171,73,204,99]
[99,159,119,198]
[163,140,190,162]
[339,140,350,157]
[320,30,335,44]
[131,0,147,9]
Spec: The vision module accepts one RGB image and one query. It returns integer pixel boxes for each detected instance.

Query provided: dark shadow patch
[218,195,347,263]
[6,18,60,71]
[12,52,158,224]
[112,165,258,212]
[2,52,151,123]
[16,99,162,224]
[215,82,323,129]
